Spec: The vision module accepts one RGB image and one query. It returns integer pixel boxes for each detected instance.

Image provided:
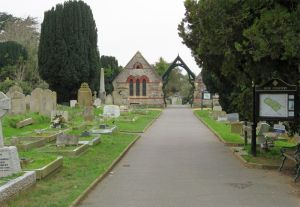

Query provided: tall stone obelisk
[0,92,21,177]
[99,68,106,104]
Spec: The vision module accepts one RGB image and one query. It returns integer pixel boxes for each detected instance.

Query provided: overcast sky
[2,0,200,74]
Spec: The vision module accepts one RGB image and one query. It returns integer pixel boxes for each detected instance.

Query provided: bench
[279,143,300,182]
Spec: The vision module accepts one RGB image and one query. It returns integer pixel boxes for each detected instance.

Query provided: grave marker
[0,92,21,177]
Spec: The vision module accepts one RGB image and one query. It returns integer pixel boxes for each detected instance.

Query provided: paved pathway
[79,108,300,207]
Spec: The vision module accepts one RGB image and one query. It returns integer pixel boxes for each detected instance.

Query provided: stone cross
[0,92,10,147]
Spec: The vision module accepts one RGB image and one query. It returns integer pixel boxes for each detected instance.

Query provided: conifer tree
[38,0,100,102]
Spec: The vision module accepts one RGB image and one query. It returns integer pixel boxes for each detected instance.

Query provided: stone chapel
[112,51,164,106]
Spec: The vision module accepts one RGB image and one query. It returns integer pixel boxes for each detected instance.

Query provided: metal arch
[162,55,196,107]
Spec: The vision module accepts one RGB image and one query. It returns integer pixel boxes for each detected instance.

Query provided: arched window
[129,79,133,96]
[133,62,143,69]
[136,79,140,96]
[142,79,147,96]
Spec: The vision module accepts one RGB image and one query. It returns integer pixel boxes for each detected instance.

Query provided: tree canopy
[100,55,121,95]
[38,0,100,102]
[179,0,300,121]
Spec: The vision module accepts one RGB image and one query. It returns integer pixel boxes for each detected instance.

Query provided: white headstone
[70,100,77,107]
[93,98,101,107]
[0,92,21,177]
[103,105,120,118]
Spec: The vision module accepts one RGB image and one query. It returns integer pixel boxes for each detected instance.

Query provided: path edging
[193,110,280,170]
[69,134,141,207]
[229,147,280,170]
[193,111,243,146]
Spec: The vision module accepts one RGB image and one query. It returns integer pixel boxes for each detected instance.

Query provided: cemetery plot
[1,103,160,206]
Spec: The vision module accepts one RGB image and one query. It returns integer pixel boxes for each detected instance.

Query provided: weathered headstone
[16,118,34,128]
[105,94,113,105]
[30,88,43,113]
[231,122,243,134]
[120,105,129,112]
[40,89,57,116]
[83,106,94,121]
[93,98,101,107]
[70,100,77,108]
[6,91,26,115]
[0,92,21,177]
[227,113,239,122]
[56,134,79,147]
[103,105,120,118]
[29,88,57,116]
[78,83,92,107]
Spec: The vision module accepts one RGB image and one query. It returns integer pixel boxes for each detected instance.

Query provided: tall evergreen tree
[100,55,121,95]
[179,0,300,121]
[38,0,100,102]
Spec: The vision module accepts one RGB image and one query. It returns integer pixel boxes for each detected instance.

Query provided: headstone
[93,98,101,107]
[212,111,226,120]
[83,106,94,121]
[51,110,68,122]
[56,134,79,146]
[213,106,222,111]
[273,124,285,133]
[78,83,92,107]
[105,94,113,105]
[40,89,57,116]
[7,85,23,94]
[227,113,239,122]
[6,91,26,115]
[30,88,57,116]
[70,100,77,108]
[231,122,243,134]
[120,105,129,112]
[103,105,120,118]
[0,92,21,177]
[16,118,34,128]
[217,116,227,122]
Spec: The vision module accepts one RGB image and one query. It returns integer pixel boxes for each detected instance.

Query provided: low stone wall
[0,171,36,203]
[29,156,63,180]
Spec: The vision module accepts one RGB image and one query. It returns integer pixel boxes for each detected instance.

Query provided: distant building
[112,51,164,106]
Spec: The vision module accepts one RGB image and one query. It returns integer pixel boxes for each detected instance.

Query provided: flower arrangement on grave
[51,115,65,128]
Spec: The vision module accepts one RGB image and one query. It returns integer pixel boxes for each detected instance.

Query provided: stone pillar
[99,68,106,103]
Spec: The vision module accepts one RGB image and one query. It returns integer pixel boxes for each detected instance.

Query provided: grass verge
[3,133,138,207]
[194,110,243,144]
[117,109,162,133]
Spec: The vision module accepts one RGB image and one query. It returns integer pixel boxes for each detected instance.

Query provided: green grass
[194,110,243,144]
[3,133,138,207]
[0,172,24,187]
[116,109,161,133]
[3,112,50,139]
[19,150,58,170]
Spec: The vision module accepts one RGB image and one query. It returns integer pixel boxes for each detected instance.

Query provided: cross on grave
[0,92,11,147]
